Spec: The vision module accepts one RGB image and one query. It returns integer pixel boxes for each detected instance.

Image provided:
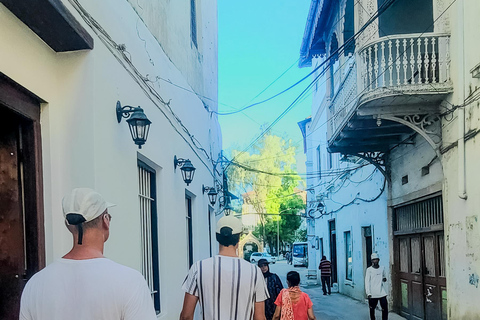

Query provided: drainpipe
[458,0,467,200]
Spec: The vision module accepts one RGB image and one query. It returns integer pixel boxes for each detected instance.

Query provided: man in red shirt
[318,255,332,295]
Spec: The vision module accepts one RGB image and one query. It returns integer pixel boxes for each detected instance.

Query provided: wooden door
[423,232,446,320]
[397,232,446,320]
[0,110,25,320]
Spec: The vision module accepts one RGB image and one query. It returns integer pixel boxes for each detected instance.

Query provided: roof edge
[299,0,323,68]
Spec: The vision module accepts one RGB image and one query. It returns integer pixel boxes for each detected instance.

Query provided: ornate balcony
[328,33,452,155]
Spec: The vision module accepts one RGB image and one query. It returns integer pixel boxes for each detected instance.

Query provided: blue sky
[218,0,312,173]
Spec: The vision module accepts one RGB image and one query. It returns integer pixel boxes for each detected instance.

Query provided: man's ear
[102,214,110,229]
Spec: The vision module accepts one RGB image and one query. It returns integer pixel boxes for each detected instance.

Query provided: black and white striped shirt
[182,255,269,320]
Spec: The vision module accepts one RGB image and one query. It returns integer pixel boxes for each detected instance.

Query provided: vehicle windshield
[293,244,306,257]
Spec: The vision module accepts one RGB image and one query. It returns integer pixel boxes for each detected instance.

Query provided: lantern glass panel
[182,169,195,185]
[208,191,217,206]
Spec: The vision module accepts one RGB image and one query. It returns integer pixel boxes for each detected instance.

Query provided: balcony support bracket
[376,114,442,159]
[343,151,389,181]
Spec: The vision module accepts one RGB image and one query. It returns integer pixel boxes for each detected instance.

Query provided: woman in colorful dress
[258,258,284,320]
[272,271,316,320]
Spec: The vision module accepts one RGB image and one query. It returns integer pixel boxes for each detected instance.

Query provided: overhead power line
[303,0,458,145]
[230,0,401,164]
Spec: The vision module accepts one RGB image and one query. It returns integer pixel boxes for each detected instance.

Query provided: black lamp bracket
[202,185,213,194]
[116,101,142,123]
[174,155,188,170]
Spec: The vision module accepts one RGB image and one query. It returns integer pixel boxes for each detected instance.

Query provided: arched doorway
[238,232,263,260]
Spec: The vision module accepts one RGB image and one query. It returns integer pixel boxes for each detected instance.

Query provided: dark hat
[257,258,269,267]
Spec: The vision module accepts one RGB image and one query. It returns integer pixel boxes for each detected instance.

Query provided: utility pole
[262,212,265,250]
[277,218,280,257]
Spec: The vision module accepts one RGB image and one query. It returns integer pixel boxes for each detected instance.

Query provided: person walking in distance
[365,253,388,320]
[180,215,269,320]
[318,255,332,295]
[272,271,316,320]
[258,258,283,320]
[19,188,157,320]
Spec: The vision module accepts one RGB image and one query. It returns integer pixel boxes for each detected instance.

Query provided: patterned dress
[264,272,284,320]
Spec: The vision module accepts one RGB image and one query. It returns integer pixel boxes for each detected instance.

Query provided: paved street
[268,261,405,320]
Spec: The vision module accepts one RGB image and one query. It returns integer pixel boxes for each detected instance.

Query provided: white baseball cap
[216,215,243,234]
[62,188,116,224]
[371,252,380,260]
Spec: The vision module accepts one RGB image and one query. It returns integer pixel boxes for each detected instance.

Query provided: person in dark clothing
[318,255,332,295]
[258,258,283,320]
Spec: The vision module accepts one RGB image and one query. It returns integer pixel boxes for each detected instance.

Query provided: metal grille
[394,196,443,232]
[138,163,160,312]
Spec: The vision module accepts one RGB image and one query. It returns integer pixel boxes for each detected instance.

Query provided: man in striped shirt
[180,215,269,320]
[318,256,332,295]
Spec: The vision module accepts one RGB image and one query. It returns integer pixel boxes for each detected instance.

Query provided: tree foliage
[227,134,305,254]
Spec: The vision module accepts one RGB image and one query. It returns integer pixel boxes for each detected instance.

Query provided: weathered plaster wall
[127,0,218,110]
[441,0,480,318]
[388,132,443,206]
[0,0,220,318]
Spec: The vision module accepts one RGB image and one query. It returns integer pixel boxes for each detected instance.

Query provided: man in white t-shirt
[365,252,388,320]
[19,188,157,320]
[180,215,269,320]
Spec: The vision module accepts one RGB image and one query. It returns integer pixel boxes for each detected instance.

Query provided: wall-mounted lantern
[223,202,234,216]
[116,101,151,149]
[174,155,196,186]
[202,185,218,206]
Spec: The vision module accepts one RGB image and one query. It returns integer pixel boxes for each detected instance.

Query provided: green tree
[295,227,307,242]
[227,134,305,254]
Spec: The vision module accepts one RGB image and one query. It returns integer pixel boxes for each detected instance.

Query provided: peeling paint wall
[441,0,480,318]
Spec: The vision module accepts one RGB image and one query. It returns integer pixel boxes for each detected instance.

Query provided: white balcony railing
[358,33,451,94]
[328,61,357,139]
[327,33,451,141]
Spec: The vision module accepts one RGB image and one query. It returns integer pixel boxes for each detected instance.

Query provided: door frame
[0,73,45,320]
[328,219,338,283]
[0,73,45,274]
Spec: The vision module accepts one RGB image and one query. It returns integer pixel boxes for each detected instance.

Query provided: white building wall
[388,133,443,206]
[0,0,219,318]
[127,0,217,108]
[312,164,389,301]
[386,1,480,317]
[441,1,480,318]
[303,54,390,302]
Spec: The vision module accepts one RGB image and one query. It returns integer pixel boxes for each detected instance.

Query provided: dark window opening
[190,0,197,48]
[186,196,194,267]
[421,166,430,176]
[377,0,433,37]
[343,0,355,55]
[330,33,339,62]
[345,231,352,280]
[329,219,338,283]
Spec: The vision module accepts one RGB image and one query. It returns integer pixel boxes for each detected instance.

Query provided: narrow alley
[270,261,406,320]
